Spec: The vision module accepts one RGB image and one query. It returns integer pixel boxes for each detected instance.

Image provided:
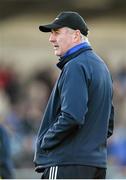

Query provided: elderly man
[34,11,114,179]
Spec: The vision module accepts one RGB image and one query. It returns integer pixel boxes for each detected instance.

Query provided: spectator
[0,125,14,179]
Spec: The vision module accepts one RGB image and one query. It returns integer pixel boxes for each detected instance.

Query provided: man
[34,11,114,179]
[0,125,14,179]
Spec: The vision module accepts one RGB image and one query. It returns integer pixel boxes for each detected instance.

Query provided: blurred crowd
[107,63,126,178]
[0,59,126,177]
[0,60,57,171]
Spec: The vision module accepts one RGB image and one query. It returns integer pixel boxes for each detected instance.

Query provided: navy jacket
[34,45,114,170]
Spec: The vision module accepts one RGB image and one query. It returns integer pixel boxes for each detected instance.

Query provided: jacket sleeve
[107,104,114,138]
[41,63,89,151]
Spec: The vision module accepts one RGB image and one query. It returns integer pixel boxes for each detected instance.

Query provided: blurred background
[0,0,126,178]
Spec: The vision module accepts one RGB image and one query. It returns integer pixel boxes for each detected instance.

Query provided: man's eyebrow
[52,28,60,32]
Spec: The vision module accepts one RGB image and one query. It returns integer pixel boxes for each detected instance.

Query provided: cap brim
[39,23,63,32]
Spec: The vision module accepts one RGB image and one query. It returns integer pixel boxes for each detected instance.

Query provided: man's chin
[54,51,61,57]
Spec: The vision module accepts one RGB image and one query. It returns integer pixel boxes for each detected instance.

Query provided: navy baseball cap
[39,11,89,36]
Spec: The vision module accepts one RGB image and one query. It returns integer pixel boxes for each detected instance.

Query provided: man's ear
[73,30,81,42]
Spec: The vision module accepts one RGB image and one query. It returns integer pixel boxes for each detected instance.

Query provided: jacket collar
[57,45,92,70]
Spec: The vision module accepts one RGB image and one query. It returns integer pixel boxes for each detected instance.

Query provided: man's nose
[49,33,56,42]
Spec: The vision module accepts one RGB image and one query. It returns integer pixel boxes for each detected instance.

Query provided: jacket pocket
[39,115,59,152]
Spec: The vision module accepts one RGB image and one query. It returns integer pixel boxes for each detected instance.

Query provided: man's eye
[55,31,59,34]
[54,29,60,33]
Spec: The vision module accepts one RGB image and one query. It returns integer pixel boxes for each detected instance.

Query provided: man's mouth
[53,45,59,50]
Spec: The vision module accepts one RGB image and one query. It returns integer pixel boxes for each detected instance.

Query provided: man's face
[49,27,76,57]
